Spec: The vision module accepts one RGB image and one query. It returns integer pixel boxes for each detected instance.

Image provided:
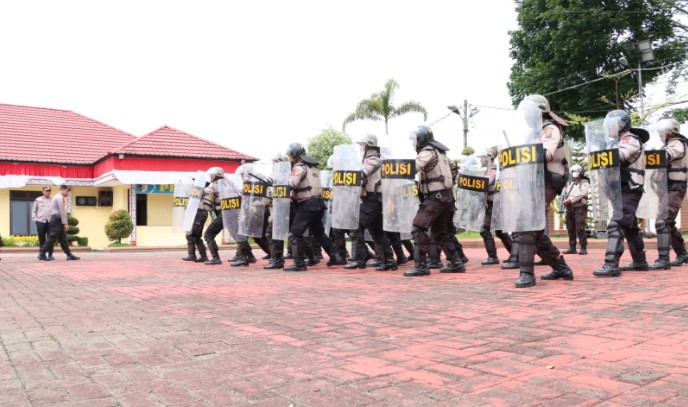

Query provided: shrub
[66,214,81,243]
[105,210,134,243]
[77,237,89,247]
[2,236,40,247]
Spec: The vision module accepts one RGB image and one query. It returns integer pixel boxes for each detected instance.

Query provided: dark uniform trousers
[186,209,209,258]
[604,188,644,266]
[350,193,393,262]
[480,201,513,258]
[331,228,350,259]
[515,185,562,274]
[291,198,336,265]
[255,209,271,257]
[203,212,223,260]
[42,215,72,256]
[660,183,687,256]
[565,205,588,249]
[412,190,459,265]
[36,221,53,256]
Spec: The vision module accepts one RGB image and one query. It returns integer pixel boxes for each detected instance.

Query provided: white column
[129,185,137,245]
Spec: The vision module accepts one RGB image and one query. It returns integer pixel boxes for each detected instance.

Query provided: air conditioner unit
[75,196,97,206]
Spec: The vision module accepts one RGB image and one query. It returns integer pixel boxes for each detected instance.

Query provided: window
[10,191,42,236]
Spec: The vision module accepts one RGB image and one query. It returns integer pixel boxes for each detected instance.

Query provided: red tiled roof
[112,125,257,161]
[0,103,137,165]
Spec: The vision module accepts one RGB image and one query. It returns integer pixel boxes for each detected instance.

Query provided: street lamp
[618,39,655,119]
[447,101,479,150]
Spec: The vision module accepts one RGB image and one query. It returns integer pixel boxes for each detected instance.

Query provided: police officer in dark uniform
[344,134,397,271]
[284,143,345,271]
[651,118,688,268]
[182,179,210,263]
[203,167,225,265]
[404,125,465,277]
[478,148,513,265]
[594,110,650,276]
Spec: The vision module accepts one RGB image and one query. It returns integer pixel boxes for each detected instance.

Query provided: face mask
[359,144,366,154]
[572,171,580,178]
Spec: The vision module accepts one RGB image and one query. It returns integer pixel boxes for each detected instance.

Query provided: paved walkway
[0,248,687,406]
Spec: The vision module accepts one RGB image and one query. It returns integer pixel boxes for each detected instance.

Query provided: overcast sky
[2,1,524,161]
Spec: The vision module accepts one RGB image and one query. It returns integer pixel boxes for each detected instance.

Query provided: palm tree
[343,79,428,134]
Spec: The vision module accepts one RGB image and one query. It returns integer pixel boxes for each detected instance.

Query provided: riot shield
[271,161,292,241]
[172,179,191,233]
[183,171,209,234]
[220,174,246,243]
[495,101,546,233]
[637,126,668,220]
[380,135,419,234]
[490,164,502,232]
[585,119,622,223]
[455,155,488,232]
[330,144,362,230]
[238,164,269,238]
[320,169,332,235]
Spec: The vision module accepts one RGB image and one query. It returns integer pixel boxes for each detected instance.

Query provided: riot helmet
[603,110,632,138]
[523,94,568,127]
[356,133,378,148]
[569,164,584,178]
[659,118,681,139]
[207,166,225,180]
[286,143,306,161]
[409,125,434,153]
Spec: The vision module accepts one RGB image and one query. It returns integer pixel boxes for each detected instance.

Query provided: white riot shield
[238,164,269,238]
[330,144,362,230]
[183,171,209,234]
[496,101,546,233]
[172,179,191,233]
[455,155,488,232]
[585,119,622,223]
[320,170,332,235]
[220,174,246,243]
[637,127,668,220]
[271,161,292,241]
[380,135,419,233]
[490,165,502,232]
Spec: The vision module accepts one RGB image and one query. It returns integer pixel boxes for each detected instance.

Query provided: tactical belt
[293,186,312,193]
[423,188,453,200]
[668,168,688,172]
[421,175,444,184]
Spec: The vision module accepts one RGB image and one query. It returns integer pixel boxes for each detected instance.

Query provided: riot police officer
[344,134,397,271]
[285,143,345,271]
[478,148,513,265]
[651,118,688,268]
[561,164,590,255]
[594,110,650,276]
[182,178,211,263]
[203,167,225,265]
[515,95,574,287]
[404,125,465,277]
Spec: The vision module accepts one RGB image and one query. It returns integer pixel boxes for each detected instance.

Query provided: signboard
[135,184,175,194]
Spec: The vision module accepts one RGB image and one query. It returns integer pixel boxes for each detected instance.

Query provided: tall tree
[508,0,688,138]
[307,128,352,169]
[343,79,428,134]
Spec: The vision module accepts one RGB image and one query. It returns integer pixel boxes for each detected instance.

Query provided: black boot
[404,263,430,277]
[284,241,307,271]
[593,263,621,277]
[38,253,48,261]
[481,257,499,265]
[227,252,240,262]
[263,254,285,269]
[66,254,80,261]
[230,255,249,267]
[540,256,574,280]
[440,258,466,273]
[619,261,650,271]
[534,258,547,266]
[195,255,209,263]
[649,257,672,270]
[515,272,536,288]
[182,243,197,261]
[375,260,398,271]
[205,256,222,266]
[305,256,320,266]
[501,261,519,270]
[578,247,588,255]
[671,253,688,266]
[392,244,408,265]
[563,247,577,254]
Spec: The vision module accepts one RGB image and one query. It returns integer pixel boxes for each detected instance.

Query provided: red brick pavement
[0,248,687,406]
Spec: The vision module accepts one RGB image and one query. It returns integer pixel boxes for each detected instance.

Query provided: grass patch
[108,242,132,247]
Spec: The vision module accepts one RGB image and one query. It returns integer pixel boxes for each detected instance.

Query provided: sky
[1,1,522,161]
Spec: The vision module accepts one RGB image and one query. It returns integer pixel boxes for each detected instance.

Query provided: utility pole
[447,99,471,151]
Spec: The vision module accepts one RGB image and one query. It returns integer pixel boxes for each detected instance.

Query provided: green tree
[307,128,352,169]
[508,0,688,139]
[343,78,428,134]
[105,210,134,244]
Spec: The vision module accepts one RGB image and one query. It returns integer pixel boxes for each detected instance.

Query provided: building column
[129,185,137,246]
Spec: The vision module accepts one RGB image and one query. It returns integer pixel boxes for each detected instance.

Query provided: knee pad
[655,219,669,234]
[479,228,491,238]
[607,220,621,237]
[513,232,536,246]
[411,226,427,239]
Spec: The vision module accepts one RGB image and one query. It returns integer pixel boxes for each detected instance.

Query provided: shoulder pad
[300,155,318,166]
[428,140,450,152]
